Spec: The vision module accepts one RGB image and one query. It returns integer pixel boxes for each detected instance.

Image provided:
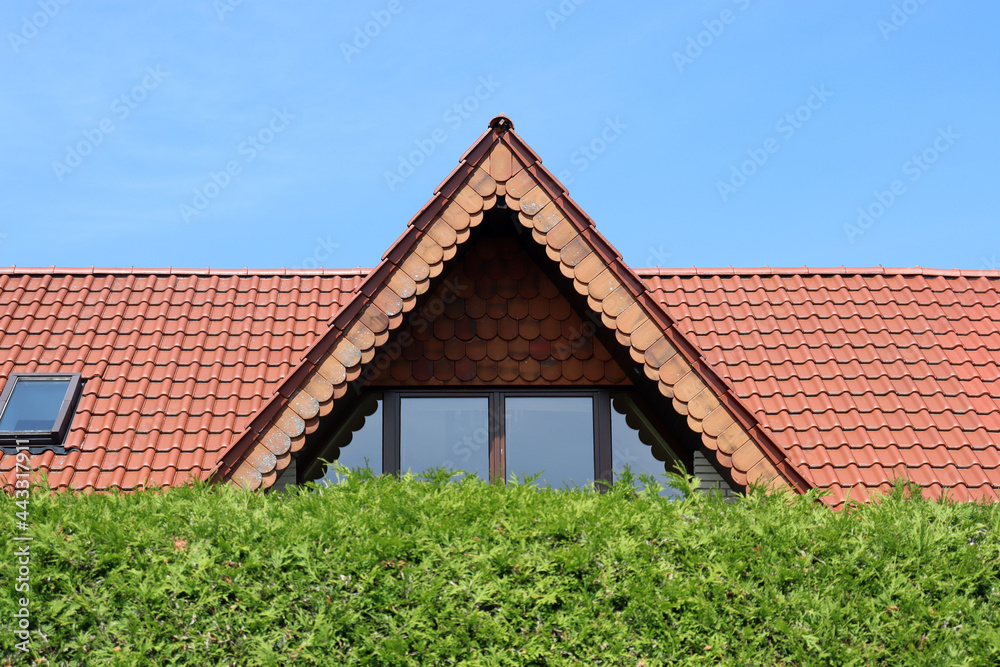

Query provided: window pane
[505,396,594,488]
[400,397,489,479]
[330,399,382,475]
[0,377,70,432]
[611,396,680,497]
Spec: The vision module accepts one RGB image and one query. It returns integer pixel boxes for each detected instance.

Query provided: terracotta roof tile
[5,121,999,507]
[645,269,1000,506]
[0,271,366,490]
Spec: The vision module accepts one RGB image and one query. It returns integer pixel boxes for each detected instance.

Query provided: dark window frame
[381,388,617,487]
[0,372,82,451]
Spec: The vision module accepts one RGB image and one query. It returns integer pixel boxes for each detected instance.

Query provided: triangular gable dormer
[211,116,813,496]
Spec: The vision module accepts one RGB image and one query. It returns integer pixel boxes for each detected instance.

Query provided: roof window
[0,373,82,450]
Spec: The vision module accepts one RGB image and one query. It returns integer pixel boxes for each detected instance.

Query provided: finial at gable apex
[489,114,514,134]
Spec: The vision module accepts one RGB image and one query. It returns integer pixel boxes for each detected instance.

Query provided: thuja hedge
[2,471,1000,666]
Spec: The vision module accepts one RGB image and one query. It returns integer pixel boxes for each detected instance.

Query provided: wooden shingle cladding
[213,116,808,494]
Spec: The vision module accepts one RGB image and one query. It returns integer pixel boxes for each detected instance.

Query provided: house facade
[2,116,999,508]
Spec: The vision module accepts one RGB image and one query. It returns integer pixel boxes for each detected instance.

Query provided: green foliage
[2,473,999,665]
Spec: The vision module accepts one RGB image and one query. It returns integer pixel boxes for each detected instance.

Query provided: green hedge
[2,471,999,666]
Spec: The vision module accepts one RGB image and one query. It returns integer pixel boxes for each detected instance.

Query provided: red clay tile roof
[2,118,998,508]
[642,267,1000,507]
[3,266,998,505]
[0,269,365,490]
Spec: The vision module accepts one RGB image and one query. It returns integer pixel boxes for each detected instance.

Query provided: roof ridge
[0,267,373,277]
[636,267,1000,278]
[7,266,996,279]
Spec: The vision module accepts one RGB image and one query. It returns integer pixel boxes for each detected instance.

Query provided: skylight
[0,373,81,449]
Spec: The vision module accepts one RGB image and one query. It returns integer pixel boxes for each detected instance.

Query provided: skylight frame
[0,372,82,449]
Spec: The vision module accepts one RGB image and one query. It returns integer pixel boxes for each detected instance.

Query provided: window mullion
[595,390,612,491]
[383,390,400,476]
[490,391,505,484]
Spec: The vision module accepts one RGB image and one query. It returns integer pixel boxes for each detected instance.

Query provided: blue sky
[2,1,998,271]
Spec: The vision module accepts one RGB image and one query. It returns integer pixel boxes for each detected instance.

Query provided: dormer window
[0,373,82,450]
[308,389,684,493]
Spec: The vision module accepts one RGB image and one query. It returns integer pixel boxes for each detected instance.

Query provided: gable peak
[488,114,514,135]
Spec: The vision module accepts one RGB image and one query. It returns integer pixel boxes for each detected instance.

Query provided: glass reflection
[505,396,594,488]
[400,397,490,479]
[321,399,382,484]
[610,396,680,497]
[0,377,71,432]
